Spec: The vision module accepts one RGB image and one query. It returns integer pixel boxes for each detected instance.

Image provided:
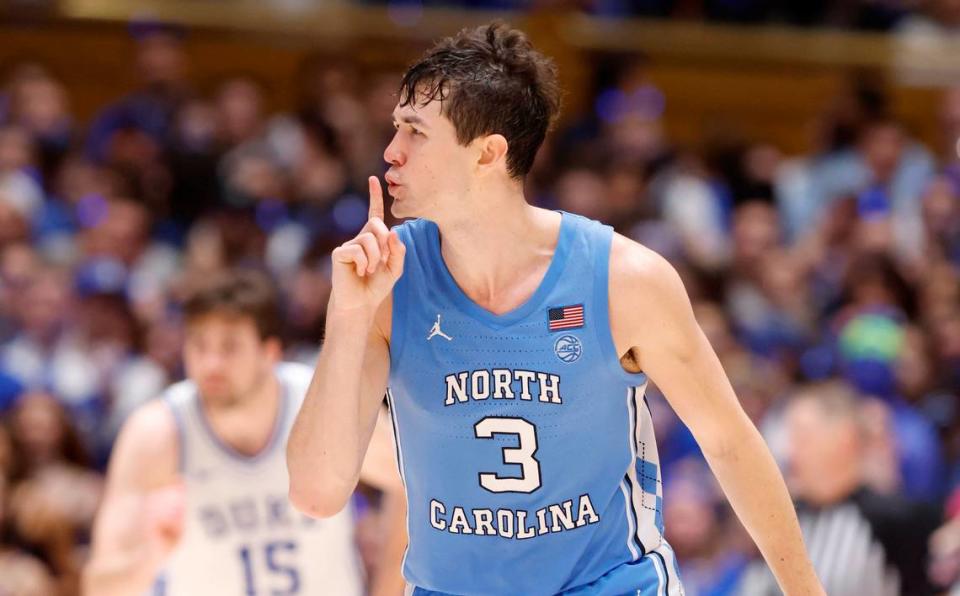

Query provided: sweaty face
[383,99,475,220]
[183,314,278,406]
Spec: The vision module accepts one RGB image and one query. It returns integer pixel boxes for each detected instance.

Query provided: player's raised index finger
[368,176,384,221]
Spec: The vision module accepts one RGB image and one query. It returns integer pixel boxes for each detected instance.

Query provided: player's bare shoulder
[608,233,694,356]
[609,233,686,306]
[610,230,666,269]
[109,397,179,489]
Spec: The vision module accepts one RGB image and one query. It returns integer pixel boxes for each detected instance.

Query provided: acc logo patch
[554,335,583,363]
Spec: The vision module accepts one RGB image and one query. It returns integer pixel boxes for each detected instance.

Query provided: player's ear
[477,133,508,172]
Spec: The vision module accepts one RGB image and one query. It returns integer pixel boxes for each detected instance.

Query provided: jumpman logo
[427,314,453,341]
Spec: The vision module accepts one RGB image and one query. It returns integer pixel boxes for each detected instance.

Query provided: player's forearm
[288,307,379,516]
[702,421,823,595]
[82,551,159,596]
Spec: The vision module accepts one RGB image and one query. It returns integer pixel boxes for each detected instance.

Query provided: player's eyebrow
[392,112,429,128]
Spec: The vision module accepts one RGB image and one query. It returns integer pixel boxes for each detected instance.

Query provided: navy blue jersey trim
[161,396,185,473]
[651,550,670,595]
[192,377,288,464]
[623,472,647,556]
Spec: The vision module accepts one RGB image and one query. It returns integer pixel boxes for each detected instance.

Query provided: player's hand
[330,176,406,314]
[141,484,186,567]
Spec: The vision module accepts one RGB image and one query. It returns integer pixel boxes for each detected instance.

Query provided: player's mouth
[200,377,229,393]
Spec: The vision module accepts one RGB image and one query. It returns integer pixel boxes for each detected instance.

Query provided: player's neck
[435,195,562,315]
[202,371,282,456]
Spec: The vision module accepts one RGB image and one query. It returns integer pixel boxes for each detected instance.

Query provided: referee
[740,382,941,595]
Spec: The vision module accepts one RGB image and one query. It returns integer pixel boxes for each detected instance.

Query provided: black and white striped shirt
[738,488,939,595]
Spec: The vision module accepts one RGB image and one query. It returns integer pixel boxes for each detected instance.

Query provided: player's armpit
[82,400,182,596]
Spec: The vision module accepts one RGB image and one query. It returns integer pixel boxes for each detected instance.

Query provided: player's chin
[389,194,414,219]
[198,384,235,405]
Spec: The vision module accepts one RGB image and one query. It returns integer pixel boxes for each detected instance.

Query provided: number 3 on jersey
[473,417,541,493]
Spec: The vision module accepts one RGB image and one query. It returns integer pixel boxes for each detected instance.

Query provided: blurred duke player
[83,269,405,595]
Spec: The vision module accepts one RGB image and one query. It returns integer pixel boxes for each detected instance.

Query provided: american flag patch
[548,304,584,331]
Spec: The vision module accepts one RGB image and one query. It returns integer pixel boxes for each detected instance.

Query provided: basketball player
[83,270,405,595]
[288,23,823,595]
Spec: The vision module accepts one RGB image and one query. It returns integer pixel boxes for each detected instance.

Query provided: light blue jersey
[388,212,683,595]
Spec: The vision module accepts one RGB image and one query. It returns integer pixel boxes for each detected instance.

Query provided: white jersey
[154,362,363,596]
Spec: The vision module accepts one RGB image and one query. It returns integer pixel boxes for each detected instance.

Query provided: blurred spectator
[782,114,933,262]
[820,253,947,501]
[0,266,89,404]
[724,202,814,360]
[86,22,190,164]
[664,459,748,596]
[4,393,102,593]
[2,65,73,182]
[0,475,57,596]
[0,125,44,247]
[921,174,960,266]
[898,0,960,36]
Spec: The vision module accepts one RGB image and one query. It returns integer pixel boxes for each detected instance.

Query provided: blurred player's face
[183,314,280,407]
[383,98,475,219]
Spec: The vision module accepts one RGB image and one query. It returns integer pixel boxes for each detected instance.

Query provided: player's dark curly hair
[398,22,561,179]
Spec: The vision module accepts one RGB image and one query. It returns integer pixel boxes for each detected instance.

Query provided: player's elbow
[286,441,358,517]
[696,414,760,462]
[288,477,351,519]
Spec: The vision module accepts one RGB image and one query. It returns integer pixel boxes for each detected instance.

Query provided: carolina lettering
[428,494,599,539]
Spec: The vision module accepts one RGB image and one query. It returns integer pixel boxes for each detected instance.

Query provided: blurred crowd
[369,0,960,33]
[594,0,960,31]
[0,18,959,596]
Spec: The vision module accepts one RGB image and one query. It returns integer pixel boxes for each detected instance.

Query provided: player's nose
[196,350,228,374]
[383,132,405,167]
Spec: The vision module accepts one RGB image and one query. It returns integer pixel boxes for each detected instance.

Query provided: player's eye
[410,126,423,136]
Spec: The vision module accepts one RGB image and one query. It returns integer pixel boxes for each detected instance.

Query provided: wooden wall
[0,2,953,157]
